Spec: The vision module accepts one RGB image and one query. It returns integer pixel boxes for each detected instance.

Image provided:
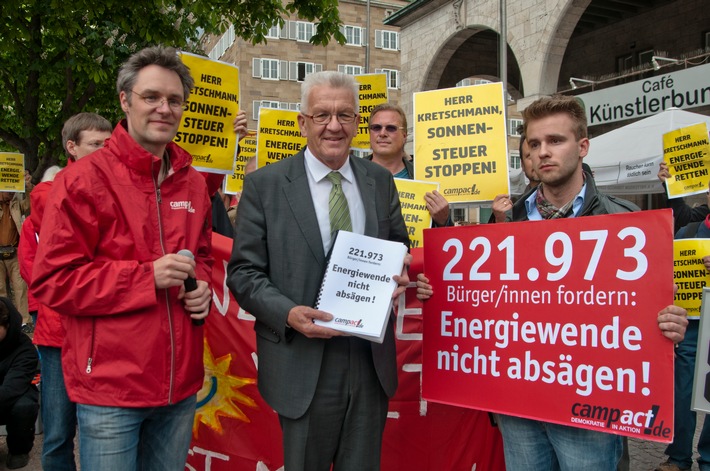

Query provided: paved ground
[0,414,705,470]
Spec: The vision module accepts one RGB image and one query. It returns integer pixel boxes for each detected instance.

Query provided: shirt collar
[304,147,354,184]
[524,181,588,220]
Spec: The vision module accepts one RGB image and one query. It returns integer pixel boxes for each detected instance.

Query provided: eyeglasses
[369,123,404,134]
[131,90,185,111]
[302,112,358,125]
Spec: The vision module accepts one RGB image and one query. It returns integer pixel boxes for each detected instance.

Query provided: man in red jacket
[19,112,112,471]
[31,46,213,471]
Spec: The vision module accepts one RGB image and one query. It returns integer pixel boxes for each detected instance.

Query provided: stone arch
[421,27,523,100]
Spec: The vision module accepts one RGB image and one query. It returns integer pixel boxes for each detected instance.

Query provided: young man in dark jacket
[0,297,39,469]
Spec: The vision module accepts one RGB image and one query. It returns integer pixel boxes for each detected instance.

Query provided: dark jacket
[0,298,39,411]
[509,170,639,222]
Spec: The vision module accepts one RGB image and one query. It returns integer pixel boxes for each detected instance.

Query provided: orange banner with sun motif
[185,234,505,471]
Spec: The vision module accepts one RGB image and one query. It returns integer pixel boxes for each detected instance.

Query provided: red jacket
[31,120,213,407]
[19,181,65,348]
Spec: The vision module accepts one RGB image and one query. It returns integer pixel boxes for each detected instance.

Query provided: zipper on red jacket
[153,174,176,405]
[86,318,96,374]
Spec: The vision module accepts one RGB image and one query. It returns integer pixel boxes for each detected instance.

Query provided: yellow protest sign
[225,130,257,195]
[256,108,306,167]
[175,52,240,174]
[353,74,389,151]
[0,153,25,191]
[664,122,710,198]
[413,83,509,203]
[394,178,437,249]
[673,238,710,318]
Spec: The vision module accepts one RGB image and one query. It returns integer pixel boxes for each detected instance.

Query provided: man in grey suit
[227,71,411,470]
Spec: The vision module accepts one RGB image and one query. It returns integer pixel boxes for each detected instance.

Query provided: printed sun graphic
[193,339,258,437]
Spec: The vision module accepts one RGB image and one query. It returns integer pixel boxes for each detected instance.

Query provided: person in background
[31,46,212,471]
[0,181,30,332]
[0,297,39,470]
[491,128,540,223]
[658,161,710,234]
[19,111,112,471]
[655,191,710,471]
[366,102,452,226]
[227,71,410,470]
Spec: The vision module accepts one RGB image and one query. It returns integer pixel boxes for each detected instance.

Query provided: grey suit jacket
[227,149,410,419]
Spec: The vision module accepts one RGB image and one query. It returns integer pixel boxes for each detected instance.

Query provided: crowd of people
[0,45,704,471]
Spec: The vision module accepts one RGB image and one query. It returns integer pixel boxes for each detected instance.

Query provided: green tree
[0,0,343,179]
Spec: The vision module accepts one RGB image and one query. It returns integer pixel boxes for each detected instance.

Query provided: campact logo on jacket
[170,201,195,213]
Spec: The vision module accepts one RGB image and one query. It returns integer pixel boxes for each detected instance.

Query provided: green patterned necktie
[326,171,352,235]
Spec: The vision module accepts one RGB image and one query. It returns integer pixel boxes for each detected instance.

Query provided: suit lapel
[350,157,378,237]
[283,151,327,266]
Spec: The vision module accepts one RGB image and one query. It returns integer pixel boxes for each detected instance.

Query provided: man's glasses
[131,90,185,111]
[369,124,404,134]
[302,112,358,125]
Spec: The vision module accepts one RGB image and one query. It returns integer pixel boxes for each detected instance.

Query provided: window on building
[704,31,710,49]
[375,30,399,51]
[638,49,654,66]
[375,68,400,89]
[338,64,363,76]
[456,78,472,87]
[261,59,279,80]
[509,151,521,170]
[291,21,315,42]
[342,25,364,46]
[508,119,523,136]
[289,61,322,81]
[208,25,235,60]
[253,100,282,120]
[265,23,281,39]
[252,58,287,80]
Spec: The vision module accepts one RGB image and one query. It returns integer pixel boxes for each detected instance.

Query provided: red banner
[422,210,676,442]
[186,234,505,470]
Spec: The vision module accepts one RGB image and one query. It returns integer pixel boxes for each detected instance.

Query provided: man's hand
[658,161,671,183]
[233,110,248,141]
[392,253,413,299]
[180,280,211,320]
[287,305,342,339]
[492,194,513,223]
[416,273,433,301]
[424,190,450,226]
[703,254,710,272]
[153,253,195,289]
[657,304,688,344]
[24,170,35,192]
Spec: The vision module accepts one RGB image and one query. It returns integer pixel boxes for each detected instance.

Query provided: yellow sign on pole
[664,122,710,198]
[225,130,257,195]
[175,52,240,174]
[0,153,25,192]
[353,74,389,151]
[256,108,306,167]
[673,238,710,318]
[394,178,437,249]
[413,83,509,203]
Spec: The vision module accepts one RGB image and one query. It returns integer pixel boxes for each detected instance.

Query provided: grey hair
[116,46,194,103]
[300,71,359,114]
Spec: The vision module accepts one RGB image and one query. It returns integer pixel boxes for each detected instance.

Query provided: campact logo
[443,184,481,197]
[170,201,195,213]
[570,403,669,438]
[334,318,364,328]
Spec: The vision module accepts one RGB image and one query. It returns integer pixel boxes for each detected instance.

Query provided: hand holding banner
[422,209,677,442]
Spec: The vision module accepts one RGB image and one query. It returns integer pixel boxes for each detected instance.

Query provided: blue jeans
[497,414,622,470]
[38,345,77,471]
[76,395,197,471]
[664,320,710,470]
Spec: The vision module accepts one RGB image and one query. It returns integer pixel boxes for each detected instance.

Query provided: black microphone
[177,249,203,326]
